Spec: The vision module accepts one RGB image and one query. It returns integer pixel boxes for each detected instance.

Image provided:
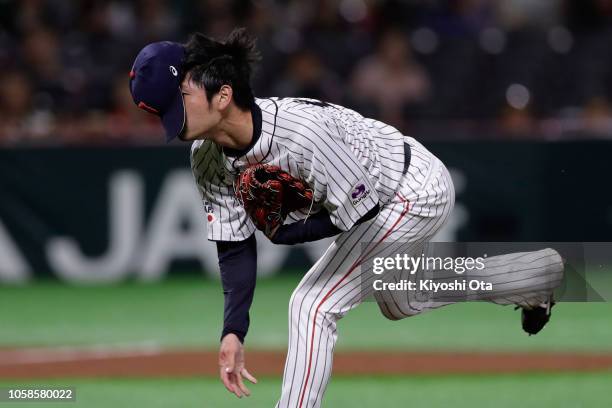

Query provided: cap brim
[161,88,186,142]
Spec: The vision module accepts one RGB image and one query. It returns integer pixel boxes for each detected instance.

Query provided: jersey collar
[223,102,263,158]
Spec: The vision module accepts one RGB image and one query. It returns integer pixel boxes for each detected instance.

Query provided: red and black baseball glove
[234,164,314,237]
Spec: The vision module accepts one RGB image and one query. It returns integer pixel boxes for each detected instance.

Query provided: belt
[403,142,411,175]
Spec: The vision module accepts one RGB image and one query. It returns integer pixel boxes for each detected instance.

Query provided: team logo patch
[204,202,215,222]
[350,181,370,206]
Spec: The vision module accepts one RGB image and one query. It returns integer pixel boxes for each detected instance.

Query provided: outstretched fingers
[235,371,251,397]
[220,366,240,397]
[220,366,257,398]
[242,368,258,384]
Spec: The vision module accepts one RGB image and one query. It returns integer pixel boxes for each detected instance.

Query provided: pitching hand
[219,333,258,398]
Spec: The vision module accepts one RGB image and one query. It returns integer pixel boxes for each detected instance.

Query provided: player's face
[178,75,222,141]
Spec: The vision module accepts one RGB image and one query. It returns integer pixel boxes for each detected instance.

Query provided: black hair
[182,28,260,110]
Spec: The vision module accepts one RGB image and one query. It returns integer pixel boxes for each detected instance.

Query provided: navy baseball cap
[129,41,186,141]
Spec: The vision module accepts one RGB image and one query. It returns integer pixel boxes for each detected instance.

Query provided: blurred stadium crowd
[1,0,612,145]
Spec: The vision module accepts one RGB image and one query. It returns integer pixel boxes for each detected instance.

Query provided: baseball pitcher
[129,29,564,408]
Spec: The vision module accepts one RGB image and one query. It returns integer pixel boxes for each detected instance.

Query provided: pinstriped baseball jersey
[274,136,564,408]
[190,97,407,241]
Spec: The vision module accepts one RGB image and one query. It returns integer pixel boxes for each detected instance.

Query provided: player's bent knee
[288,289,303,316]
[377,302,413,321]
[288,286,346,327]
[288,286,315,317]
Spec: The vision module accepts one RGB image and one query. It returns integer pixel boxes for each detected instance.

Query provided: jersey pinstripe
[190,97,406,241]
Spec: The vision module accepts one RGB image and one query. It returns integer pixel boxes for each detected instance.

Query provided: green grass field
[1,373,611,408]
[1,275,611,351]
[1,275,611,408]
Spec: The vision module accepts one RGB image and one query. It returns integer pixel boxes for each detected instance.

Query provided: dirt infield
[1,347,612,379]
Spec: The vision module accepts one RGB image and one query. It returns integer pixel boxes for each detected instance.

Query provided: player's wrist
[221,329,246,344]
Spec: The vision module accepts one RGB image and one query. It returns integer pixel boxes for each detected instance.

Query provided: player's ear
[216,85,233,111]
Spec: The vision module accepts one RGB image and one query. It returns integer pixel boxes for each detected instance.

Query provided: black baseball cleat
[515,297,555,336]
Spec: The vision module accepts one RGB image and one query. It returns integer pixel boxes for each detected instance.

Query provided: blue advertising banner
[1,141,610,283]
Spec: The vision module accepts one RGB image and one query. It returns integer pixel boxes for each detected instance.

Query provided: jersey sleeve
[297,123,379,231]
[190,142,256,241]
